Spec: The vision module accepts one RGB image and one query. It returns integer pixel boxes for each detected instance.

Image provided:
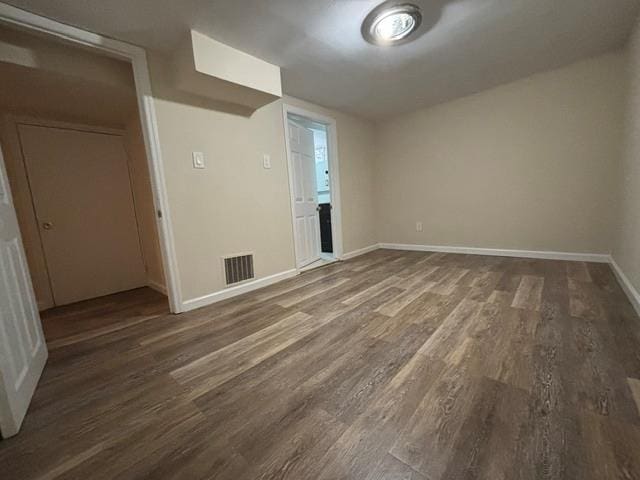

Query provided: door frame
[282,104,344,269]
[0,3,183,313]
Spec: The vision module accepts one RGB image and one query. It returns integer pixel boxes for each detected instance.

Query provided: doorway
[14,121,152,308]
[283,105,343,270]
[0,24,166,310]
[0,14,175,438]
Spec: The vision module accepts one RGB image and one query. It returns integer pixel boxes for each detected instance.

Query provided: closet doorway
[16,121,148,308]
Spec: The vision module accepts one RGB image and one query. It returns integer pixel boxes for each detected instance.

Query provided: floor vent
[223,253,254,286]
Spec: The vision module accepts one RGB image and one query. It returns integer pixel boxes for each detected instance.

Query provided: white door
[0,144,48,438]
[288,121,321,268]
[18,125,147,306]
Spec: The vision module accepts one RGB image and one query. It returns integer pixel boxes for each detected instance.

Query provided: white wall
[374,52,626,255]
[613,21,640,305]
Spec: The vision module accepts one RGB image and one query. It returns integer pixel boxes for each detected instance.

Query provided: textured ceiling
[3,0,639,119]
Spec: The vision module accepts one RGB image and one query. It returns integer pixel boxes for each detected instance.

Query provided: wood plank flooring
[2,249,640,479]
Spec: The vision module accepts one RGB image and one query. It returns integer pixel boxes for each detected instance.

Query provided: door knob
[42,222,53,230]
[316,206,321,212]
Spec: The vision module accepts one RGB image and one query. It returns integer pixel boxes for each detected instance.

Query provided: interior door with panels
[0,143,47,438]
[288,120,321,268]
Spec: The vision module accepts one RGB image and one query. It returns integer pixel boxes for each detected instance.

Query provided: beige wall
[0,25,134,90]
[374,53,626,254]
[148,55,377,301]
[614,23,640,298]
[125,114,166,290]
[0,25,137,128]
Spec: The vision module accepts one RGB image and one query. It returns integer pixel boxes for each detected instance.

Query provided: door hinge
[157,210,163,219]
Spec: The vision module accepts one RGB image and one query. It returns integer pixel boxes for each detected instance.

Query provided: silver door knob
[42,222,53,230]
[316,206,321,212]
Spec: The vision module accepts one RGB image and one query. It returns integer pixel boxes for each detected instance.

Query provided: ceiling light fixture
[362,3,422,46]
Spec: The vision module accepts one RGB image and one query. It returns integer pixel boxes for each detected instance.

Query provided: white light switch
[263,154,272,169]
[416,221,423,232]
[192,151,205,169]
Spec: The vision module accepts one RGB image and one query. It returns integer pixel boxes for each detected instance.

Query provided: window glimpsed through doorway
[310,125,333,256]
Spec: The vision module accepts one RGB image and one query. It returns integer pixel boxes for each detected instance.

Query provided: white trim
[282,104,344,270]
[299,256,338,272]
[609,256,640,317]
[341,244,380,260]
[342,243,640,317]
[181,269,298,312]
[147,279,167,295]
[178,244,640,317]
[0,2,183,313]
[378,243,611,263]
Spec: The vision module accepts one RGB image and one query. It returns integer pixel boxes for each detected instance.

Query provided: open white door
[288,121,321,268]
[0,145,47,438]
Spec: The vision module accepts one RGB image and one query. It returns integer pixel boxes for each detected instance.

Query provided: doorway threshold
[300,254,337,272]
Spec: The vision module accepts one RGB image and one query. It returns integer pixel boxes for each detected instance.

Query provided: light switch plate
[263,154,272,169]
[192,151,205,169]
[416,221,423,232]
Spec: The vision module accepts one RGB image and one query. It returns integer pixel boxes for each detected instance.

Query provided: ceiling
[3,0,639,119]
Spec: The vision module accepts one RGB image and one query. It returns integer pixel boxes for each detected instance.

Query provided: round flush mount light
[362,3,422,46]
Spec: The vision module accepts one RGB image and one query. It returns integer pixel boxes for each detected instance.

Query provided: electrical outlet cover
[192,151,205,169]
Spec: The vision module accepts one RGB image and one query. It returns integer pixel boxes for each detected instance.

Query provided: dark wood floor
[2,249,640,479]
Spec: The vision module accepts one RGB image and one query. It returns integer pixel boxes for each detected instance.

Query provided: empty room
[0,0,639,478]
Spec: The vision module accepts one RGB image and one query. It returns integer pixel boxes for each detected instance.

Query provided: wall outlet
[192,151,205,169]
[263,154,272,169]
[416,221,423,232]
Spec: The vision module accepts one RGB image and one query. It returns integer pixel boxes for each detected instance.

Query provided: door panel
[288,121,321,268]
[306,216,320,261]
[0,144,47,438]
[293,152,304,204]
[18,125,146,306]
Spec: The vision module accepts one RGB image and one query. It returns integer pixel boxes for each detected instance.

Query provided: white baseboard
[179,245,638,318]
[340,244,380,260]
[181,269,298,312]
[378,243,610,263]
[147,279,167,295]
[180,244,378,313]
[609,256,640,317]
[379,242,640,316]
